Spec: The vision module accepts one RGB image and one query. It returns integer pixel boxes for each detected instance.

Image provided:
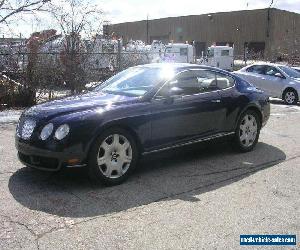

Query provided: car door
[150,69,226,149]
[214,71,240,132]
[262,66,286,97]
[239,65,266,89]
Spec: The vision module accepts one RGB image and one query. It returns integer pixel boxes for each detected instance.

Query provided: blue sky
[2,0,300,37]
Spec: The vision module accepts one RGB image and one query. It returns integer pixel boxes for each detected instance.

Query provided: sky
[1,0,300,37]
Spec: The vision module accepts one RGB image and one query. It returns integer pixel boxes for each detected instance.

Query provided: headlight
[21,119,36,140]
[54,124,70,140]
[40,123,54,141]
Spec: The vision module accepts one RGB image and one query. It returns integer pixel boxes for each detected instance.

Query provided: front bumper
[16,139,87,171]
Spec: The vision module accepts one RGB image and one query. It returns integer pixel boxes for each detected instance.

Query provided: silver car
[235,63,300,105]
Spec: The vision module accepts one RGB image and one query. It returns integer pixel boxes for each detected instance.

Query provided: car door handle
[211,99,221,103]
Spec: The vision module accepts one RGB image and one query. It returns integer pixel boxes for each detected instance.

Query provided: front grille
[18,152,60,170]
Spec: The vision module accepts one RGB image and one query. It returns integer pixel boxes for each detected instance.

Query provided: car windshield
[94,66,175,96]
[278,66,300,79]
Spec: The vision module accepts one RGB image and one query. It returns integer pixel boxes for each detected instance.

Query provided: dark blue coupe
[16,63,270,185]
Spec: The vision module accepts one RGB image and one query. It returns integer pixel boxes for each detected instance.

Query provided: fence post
[117,39,122,71]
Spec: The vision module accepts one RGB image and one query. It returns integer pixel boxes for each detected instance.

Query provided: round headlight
[21,119,36,140]
[54,124,70,140]
[40,123,54,141]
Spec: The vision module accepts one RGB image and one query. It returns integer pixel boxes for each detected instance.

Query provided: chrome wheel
[97,134,132,179]
[285,91,296,104]
[239,114,257,147]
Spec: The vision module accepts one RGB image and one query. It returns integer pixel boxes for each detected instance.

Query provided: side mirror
[274,73,284,79]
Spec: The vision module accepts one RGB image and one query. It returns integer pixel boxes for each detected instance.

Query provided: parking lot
[0,101,299,250]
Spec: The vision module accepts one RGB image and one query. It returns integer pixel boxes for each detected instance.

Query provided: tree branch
[0,0,51,23]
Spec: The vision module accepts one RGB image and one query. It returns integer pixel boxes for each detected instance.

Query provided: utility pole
[146,14,149,45]
[266,0,274,38]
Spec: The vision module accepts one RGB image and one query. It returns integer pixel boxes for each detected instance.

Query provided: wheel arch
[282,87,299,100]
[87,121,144,158]
[235,104,263,130]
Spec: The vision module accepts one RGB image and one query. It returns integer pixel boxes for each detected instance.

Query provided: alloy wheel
[97,134,132,179]
[239,114,258,147]
[285,91,296,104]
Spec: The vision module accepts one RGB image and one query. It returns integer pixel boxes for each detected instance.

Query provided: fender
[86,115,149,157]
[234,102,263,130]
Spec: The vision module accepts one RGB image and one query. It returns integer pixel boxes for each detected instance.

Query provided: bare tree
[0,0,50,24]
[48,0,104,93]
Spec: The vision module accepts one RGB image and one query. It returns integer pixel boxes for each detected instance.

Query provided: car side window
[157,69,235,98]
[246,65,265,75]
[156,71,198,97]
[194,70,234,90]
[157,70,215,97]
[168,71,200,96]
[215,72,235,89]
[193,70,218,92]
[264,66,282,77]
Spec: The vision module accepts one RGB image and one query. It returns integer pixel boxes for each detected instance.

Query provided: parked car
[292,66,300,73]
[234,63,300,105]
[16,63,270,185]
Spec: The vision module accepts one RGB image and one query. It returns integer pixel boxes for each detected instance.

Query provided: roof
[136,63,230,73]
[244,62,290,67]
[108,8,299,26]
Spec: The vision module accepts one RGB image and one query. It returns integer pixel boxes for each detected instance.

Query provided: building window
[221,50,230,56]
[180,48,188,56]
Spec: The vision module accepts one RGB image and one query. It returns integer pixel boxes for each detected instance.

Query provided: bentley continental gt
[16,63,270,185]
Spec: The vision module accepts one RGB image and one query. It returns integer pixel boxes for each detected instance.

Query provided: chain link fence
[1,48,299,108]
[0,50,160,108]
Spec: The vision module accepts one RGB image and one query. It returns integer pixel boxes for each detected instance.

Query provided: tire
[283,88,298,105]
[87,128,139,186]
[233,110,261,153]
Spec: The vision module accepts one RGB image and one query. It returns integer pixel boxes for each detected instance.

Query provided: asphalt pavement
[0,101,299,249]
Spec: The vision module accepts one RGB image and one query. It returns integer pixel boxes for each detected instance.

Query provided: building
[104,8,300,59]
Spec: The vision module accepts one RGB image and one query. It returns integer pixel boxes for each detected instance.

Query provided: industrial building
[103,8,300,59]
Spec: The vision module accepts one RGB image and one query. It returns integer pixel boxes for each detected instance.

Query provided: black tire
[283,88,298,105]
[232,110,261,153]
[87,128,139,186]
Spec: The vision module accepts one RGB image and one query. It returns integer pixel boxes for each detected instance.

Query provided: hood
[24,91,139,120]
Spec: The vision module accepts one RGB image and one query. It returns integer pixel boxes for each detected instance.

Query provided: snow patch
[0,110,23,124]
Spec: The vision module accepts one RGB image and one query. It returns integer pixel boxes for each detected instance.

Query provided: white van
[163,43,194,63]
[204,46,234,71]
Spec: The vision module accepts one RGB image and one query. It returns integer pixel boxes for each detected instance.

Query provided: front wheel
[88,128,138,186]
[233,110,261,152]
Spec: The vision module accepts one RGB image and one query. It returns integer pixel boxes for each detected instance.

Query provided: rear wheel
[233,110,261,152]
[88,128,138,186]
[283,88,298,105]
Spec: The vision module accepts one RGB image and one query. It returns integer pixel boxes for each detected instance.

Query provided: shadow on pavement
[8,141,286,218]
